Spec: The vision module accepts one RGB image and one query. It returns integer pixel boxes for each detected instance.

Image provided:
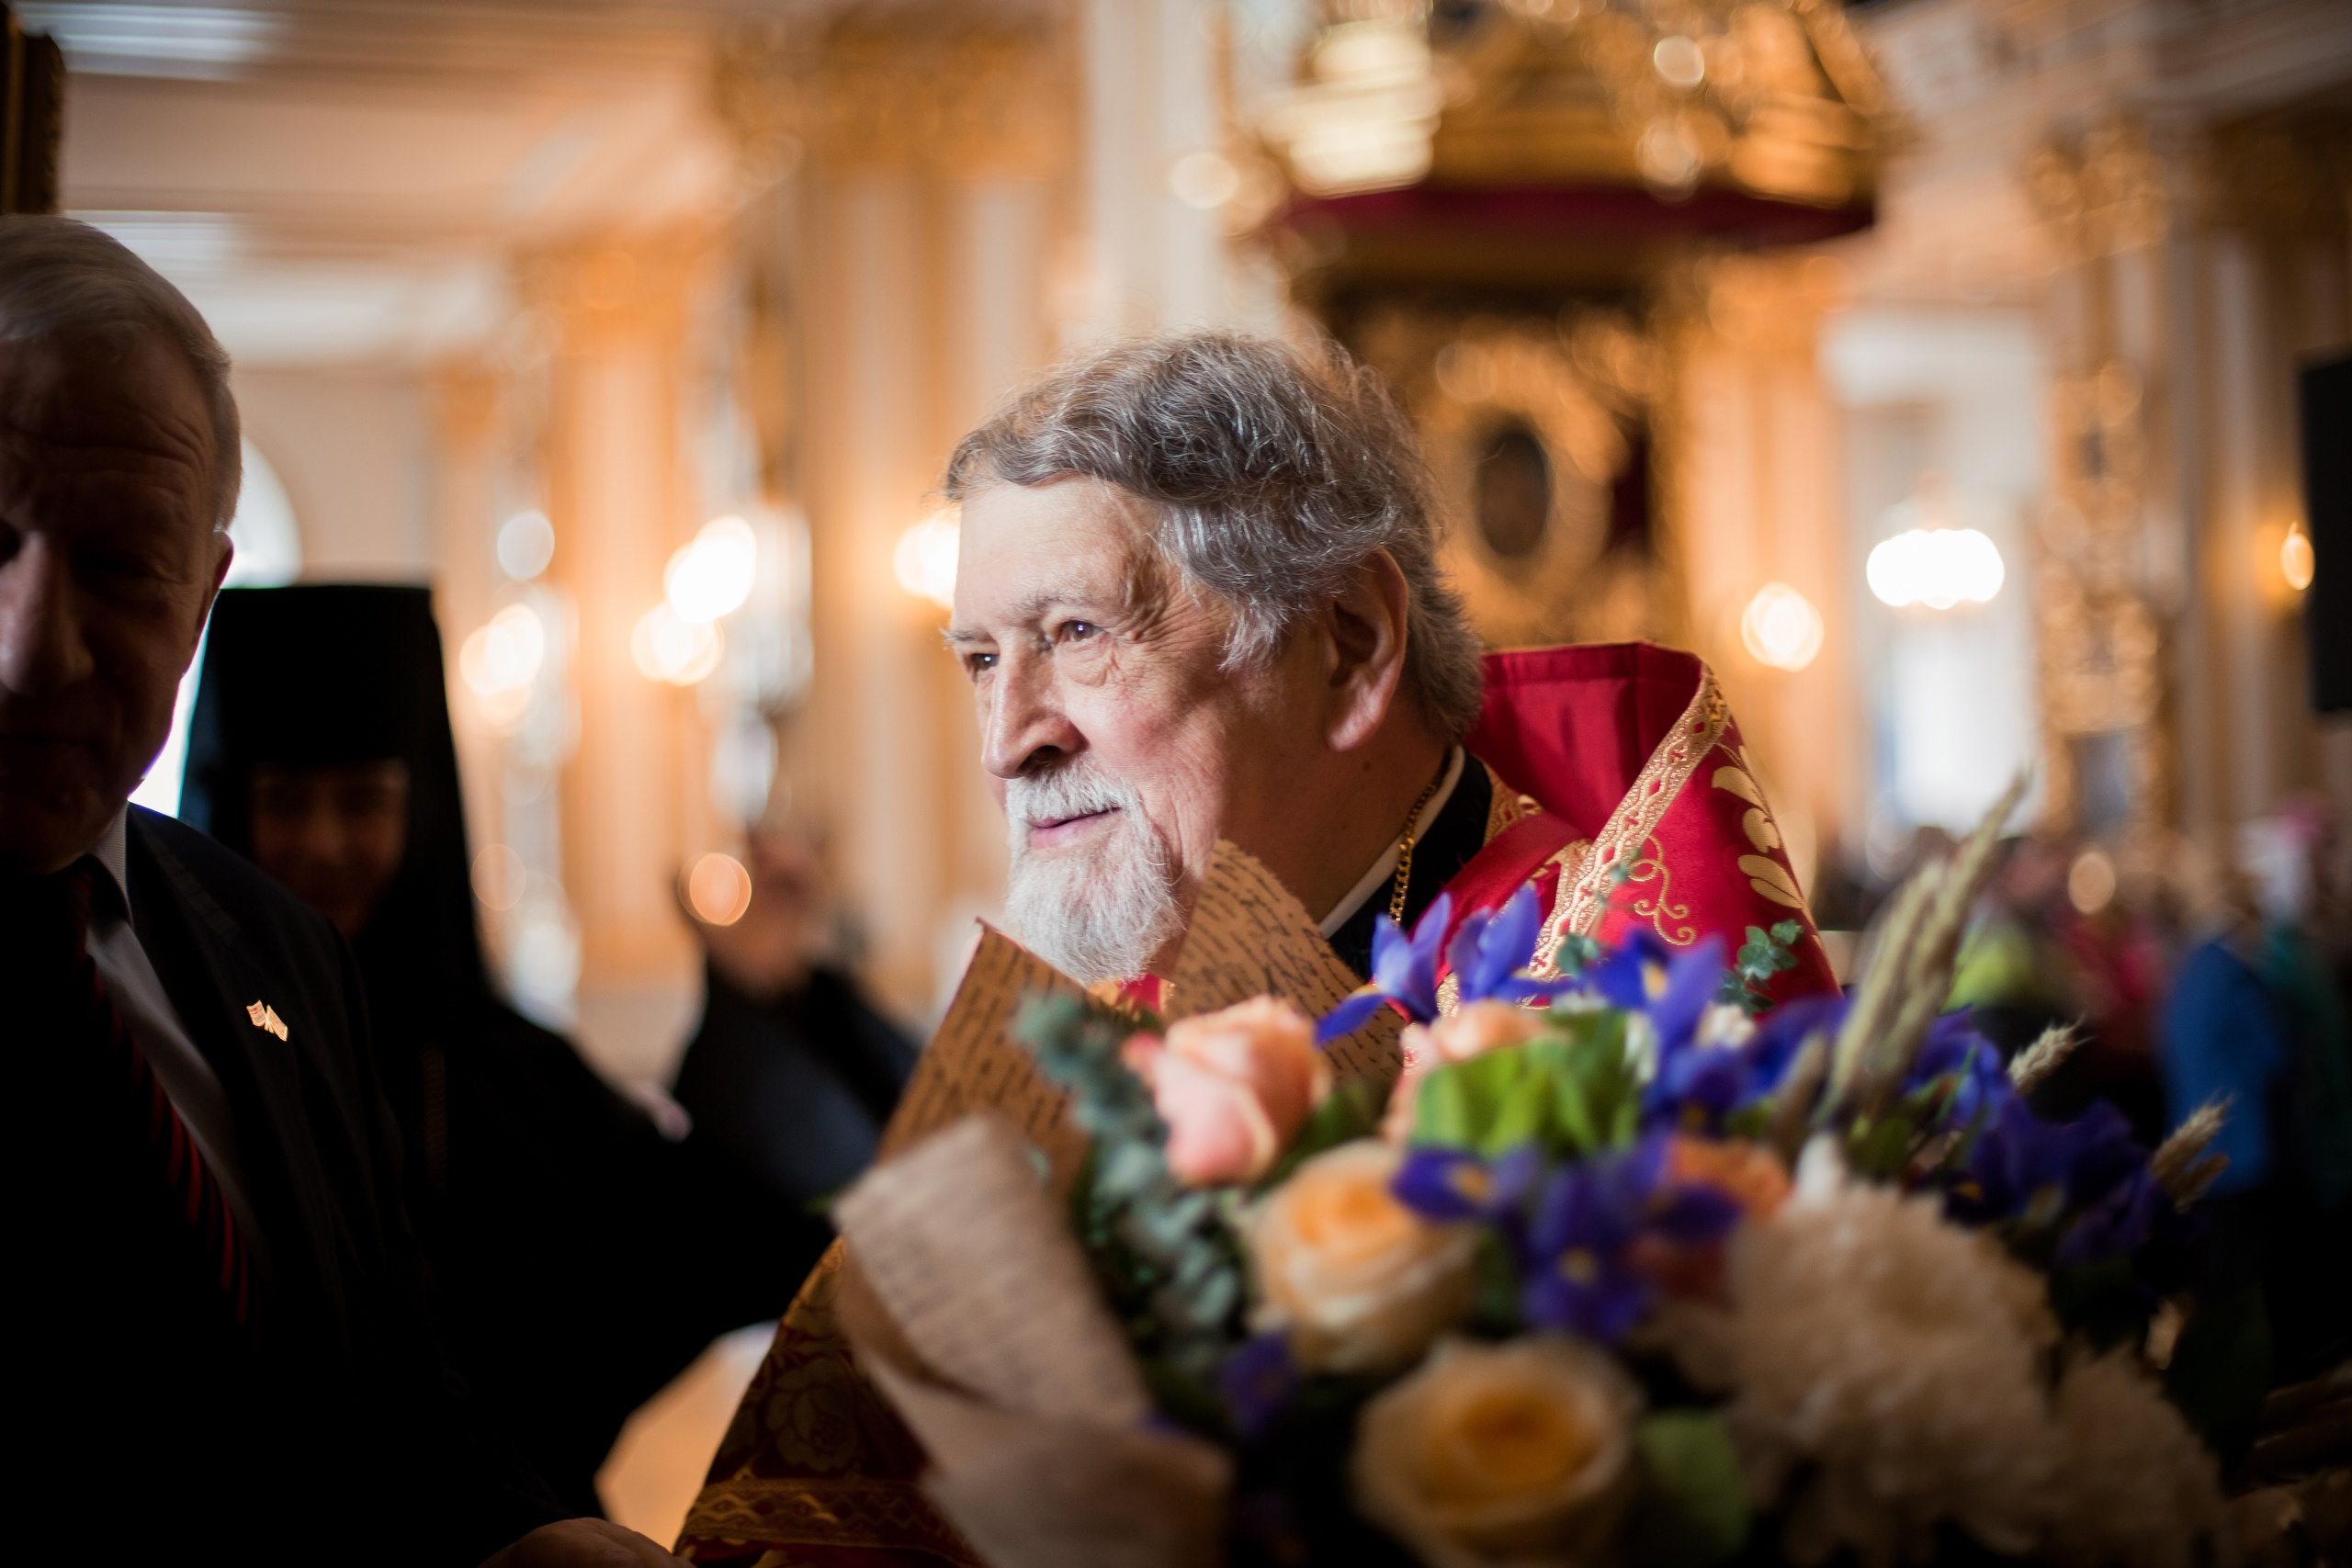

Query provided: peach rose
[1384,1000,1548,1142]
[1249,1140,1476,1373]
[1125,997,1331,1186]
[1352,1335,1641,1568]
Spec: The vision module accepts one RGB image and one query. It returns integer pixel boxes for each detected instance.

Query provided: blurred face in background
[248,759,410,939]
[0,332,231,874]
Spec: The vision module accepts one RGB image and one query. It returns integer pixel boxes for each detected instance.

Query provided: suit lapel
[126,815,354,1343]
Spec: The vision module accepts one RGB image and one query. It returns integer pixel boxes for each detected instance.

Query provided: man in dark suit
[0,216,681,1563]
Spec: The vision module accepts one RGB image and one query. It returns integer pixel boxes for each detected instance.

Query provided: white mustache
[1005,764,1134,836]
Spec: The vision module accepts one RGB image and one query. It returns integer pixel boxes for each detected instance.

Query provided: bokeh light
[1739,581,1825,671]
[894,510,960,610]
[458,603,545,726]
[632,604,723,685]
[665,515,758,624]
[1170,150,1239,209]
[1866,527,2006,610]
[2067,846,2118,915]
[470,843,526,912]
[685,852,753,926]
[496,510,555,580]
[2281,525,2314,592]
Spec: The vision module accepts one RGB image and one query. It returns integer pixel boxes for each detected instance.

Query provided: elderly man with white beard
[944,330,1838,1001]
[674,329,1842,1567]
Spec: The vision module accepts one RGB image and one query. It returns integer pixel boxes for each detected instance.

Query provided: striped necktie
[52,862,255,1332]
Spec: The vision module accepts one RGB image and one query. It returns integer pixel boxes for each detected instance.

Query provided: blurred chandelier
[1258,0,1887,214]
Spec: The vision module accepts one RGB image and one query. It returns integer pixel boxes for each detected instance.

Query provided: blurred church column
[753,17,1077,1019]
[429,367,506,908]
[527,235,727,1076]
[1079,0,1240,333]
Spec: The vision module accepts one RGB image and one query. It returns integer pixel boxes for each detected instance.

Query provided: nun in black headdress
[181,584,829,1517]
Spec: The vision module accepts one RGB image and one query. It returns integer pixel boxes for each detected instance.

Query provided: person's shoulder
[126,805,345,965]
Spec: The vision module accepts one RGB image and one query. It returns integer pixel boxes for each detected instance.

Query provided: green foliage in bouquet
[1409,1010,1642,1159]
[1014,994,1246,1393]
[1718,920,1805,1016]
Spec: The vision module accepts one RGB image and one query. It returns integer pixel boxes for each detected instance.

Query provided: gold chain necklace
[1386,758,1451,926]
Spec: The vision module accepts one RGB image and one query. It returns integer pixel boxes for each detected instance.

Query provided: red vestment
[1443,642,1837,1002]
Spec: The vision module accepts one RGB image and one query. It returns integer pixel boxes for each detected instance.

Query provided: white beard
[1001,761,1183,984]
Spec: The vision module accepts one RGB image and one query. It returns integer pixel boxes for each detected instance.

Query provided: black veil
[181,584,487,1021]
[175,582,826,1514]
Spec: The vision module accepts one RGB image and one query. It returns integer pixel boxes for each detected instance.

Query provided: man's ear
[1323,548,1412,753]
[188,531,233,667]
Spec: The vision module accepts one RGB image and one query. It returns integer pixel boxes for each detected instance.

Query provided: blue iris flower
[1317,885,1577,1043]
[1904,1011,2015,1131]
[1584,930,1724,1059]
[1519,1133,1742,1342]
[1392,1143,1544,1224]
[1445,886,1578,1009]
[1317,893,1453,1040]
[1953,1096,2154,1259]
[1216,1330,1302,1443]
[2054,1163,2167,1269]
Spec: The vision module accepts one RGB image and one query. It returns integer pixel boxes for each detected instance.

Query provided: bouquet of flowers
[827,787,2249,1568]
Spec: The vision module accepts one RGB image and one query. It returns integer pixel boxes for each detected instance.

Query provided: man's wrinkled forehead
[948,474,1169,635]
[0,332,213,521]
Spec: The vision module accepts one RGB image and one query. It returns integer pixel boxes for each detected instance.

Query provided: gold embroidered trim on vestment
[1480,761,1539,844]
[1555,663,1732,948]
[1527,838,1595,977]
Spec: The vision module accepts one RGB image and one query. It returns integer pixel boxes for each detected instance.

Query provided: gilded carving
[1356,305,1675,650]
[2026,115,2167,261]
[1257,0,1886,207]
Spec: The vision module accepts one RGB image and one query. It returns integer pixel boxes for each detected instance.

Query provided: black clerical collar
[1324,756,1494,981]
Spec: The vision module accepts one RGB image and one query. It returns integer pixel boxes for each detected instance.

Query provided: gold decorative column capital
[521,232,717,355]
[805,19,1074,180]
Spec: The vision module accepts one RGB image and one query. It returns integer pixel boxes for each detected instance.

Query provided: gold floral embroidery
[1555,664,1733,945]
[1624,836,1698,944]
[1712,754,1807,910]
[1740,854,1806,908]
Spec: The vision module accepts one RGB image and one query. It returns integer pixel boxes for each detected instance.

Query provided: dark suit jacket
[8,807,561,1563]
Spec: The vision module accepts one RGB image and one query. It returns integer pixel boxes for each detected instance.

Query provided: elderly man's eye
[1057,621,1101,644]
[962,650,999,677]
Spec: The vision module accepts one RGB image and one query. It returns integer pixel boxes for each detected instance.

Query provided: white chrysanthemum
[2044,1350,2225,1568]
[1715,1146,2061,1568]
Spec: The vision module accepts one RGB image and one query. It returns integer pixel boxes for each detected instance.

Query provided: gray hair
[944,330,1486,741]
[0,215,241,529]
